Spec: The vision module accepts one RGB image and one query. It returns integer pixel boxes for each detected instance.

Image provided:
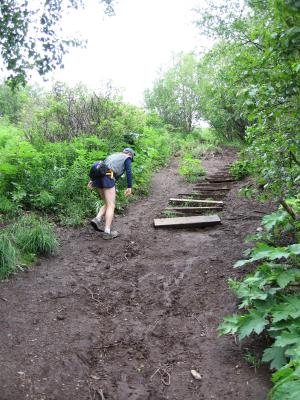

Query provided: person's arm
[124,157,132,197]
[87,180,94,189]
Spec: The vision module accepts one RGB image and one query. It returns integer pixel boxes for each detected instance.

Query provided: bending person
[87,147,135,240]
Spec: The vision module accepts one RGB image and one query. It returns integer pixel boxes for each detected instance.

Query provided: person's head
[123,147,136,161]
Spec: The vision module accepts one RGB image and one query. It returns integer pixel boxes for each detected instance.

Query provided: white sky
[41,0,213,106]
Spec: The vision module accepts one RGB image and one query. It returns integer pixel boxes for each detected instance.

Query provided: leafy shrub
[218,199,300,400]
[178,154,206,183]
[0,195,14,213]
[230,158,252,180]
[0,233,18,279]
[10,214,59,256]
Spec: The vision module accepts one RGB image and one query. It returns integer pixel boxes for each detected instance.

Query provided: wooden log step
[154,215,221,228]
[190,194,227,200]
[207,175,231,179]
[194,182,231,186]
[178,193,223,198]
[191,192,228,198]
[192,189,228,195]
[206,178,236,183]
[165,206,223,213]
[177,195,225,201]
[169,198,223,205]
[193,186,230,191]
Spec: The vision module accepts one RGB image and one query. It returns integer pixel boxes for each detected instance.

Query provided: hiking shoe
[102,230,119,240]
[90,218,104,232]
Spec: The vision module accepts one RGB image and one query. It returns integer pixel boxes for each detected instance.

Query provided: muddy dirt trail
[0,148,274,400]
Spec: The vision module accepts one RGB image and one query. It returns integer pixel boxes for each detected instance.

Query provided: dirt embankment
[0,148,273,400]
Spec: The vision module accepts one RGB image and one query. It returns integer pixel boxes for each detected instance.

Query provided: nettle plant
[219,201,300,400]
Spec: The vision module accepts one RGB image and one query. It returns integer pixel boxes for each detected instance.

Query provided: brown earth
[0,148,274,400]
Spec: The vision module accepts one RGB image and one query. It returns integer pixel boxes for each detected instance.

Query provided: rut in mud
[0,148,274,400]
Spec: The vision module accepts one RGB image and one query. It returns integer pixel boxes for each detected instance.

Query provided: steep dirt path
[0,148,273,400]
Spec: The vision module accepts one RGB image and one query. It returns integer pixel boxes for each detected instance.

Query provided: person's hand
[124,188,132,197]
[87,181,94,190]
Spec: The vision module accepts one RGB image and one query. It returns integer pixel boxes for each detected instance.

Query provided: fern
[219,200,300,400]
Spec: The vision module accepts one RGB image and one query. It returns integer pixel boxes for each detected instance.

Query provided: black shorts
[92,175,115,189]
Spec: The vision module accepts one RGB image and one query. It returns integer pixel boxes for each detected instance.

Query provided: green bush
[11,214,59,256]
[218,199,300,400]
[230,158,252,180]
[0,233,18,279]
[178,153,206,183]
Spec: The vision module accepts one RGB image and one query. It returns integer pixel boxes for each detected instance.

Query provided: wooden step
[178,193,224,198]
[206,178,236,183]
[165,206,223,212]
[192,191,228,198]
[207,175,231,179]
[193,186,230,191]
[154,215,221,228]
[169,198,223,205]
[195,182,231,189]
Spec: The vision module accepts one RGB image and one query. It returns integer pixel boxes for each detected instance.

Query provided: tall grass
[10,214,59,256]
[0,214,59,280]
[0,234,18,279]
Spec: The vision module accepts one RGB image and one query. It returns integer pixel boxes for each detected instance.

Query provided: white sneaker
[90,218,103,232]
[102,230,119,240]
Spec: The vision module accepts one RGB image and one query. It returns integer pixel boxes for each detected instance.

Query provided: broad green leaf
[262,210,288,232]
[289,244,300,255]
[274,332,300,348]
[276,270,300,288]
[218,314,240,335]
[272,297,300,323]
[234,259,251,268]
[238,311,268,340]
[262,346,287,370]
[270,380,300,400]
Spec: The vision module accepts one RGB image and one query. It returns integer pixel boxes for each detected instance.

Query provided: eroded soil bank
[0,148,273,400]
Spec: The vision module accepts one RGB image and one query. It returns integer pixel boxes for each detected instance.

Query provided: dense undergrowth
[219,199,300,399]
[0,82,222,279]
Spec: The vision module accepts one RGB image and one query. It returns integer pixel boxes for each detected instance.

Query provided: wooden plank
[194,182,231,187]
[192,191,228,197]
[178,193,223,198]
[169,198,223,205]
[193,186,230,191]
[177,194,224,201]
[207,178,236,183]
[164,206,222,213]
[154,215,221,228]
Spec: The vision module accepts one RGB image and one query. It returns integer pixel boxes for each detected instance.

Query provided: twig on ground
[150,365,171,386]
[84,287,102,304]
[0,296,8,302]
[95,388,106,400]
[191,313,201,324]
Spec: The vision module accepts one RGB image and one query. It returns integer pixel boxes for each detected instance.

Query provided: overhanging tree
[0,0,114,87]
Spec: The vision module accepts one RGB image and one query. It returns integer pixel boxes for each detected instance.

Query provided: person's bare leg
[103,186,116,233]
[96,188,106,220]
[91,189,106,231]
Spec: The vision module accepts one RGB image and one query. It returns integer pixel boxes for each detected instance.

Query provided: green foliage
[230,158,252,180]
[219,200,300,399]
[178,154,206,183]
[0,233,18,279]
[195,0,300,200]
[144,53,201,133]
[244,349,262,371]
[0,83,181,225]
[9,214,59,256]
[0,1,115,87]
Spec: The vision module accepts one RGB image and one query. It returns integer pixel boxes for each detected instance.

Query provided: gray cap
[123,147,136,159]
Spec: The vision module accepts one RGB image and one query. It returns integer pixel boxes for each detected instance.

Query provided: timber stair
[154,165,237,228]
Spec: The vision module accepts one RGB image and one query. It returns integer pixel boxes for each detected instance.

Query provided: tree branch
[279,199,299,221]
